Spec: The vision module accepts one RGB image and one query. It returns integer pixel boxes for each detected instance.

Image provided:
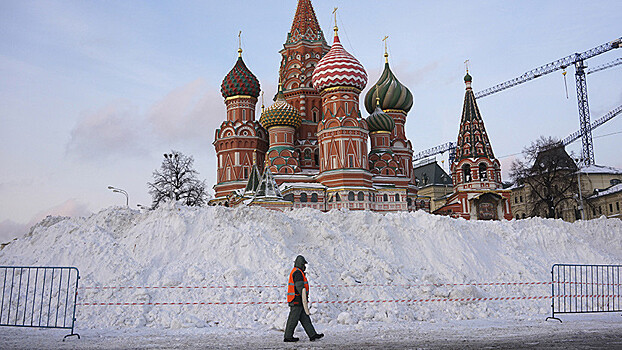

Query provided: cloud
[0,199,91,243]
[0,220,26,243]
[147,79,226,146]
[66,101,149,160]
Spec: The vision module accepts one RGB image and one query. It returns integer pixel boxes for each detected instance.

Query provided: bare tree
[148,150,208,208]
[510,137,578,219]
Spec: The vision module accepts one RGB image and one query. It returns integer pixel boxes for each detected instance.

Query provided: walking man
[284,255,324,342]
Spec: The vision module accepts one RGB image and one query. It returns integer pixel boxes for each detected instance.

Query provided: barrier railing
[0,266,80,339]
[546,264,621,322]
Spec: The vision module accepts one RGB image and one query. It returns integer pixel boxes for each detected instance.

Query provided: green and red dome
[221,56,260,98]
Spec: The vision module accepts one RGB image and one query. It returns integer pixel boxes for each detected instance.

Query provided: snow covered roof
[578,164,622,175]
[280,182,326,191]
[588,183,622,199]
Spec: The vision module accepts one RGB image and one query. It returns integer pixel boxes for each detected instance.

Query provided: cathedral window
[462,164,471,182]
[300,193,308,203]
[479,163,488,181]
[383,194,388,202]
[358,192,364,201]
[304,149,311,159]
[242,109,247,121]
[395,194,400,202]
[243,167,249,179]
[311,193,318,203]
[312,110,318,122]
[348,192,355,201]
[348,155,354,168]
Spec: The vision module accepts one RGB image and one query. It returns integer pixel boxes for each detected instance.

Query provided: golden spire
[261,91,265,112]
[332,7,338,36]
[238,31,243,57]
[382,35,389,63]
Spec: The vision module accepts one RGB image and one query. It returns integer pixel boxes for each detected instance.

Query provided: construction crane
[474,37,621,165]
[413,38,621,166]
[561,104,622,146]
[413,104,622,163]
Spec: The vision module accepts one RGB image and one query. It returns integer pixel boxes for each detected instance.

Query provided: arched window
[312,110,318,123]
[395,194,400,202]
[314,149,319,166]
[479,163,488,181]
[311,193,318,202]
[348,191,355,201]
[300,193,308,202]
[304,149,311,159]
[383,194,388,202]
[357,192,364,201]
[462,164,471,182]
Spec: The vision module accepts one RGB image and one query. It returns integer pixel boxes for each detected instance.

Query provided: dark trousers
[284,305,317,339]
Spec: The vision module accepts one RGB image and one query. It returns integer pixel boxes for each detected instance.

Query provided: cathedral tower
[312,21,371,191]
[279,0,330,170]
[436,72,512,220]
[259,86,303,174]
[213,48,268,202]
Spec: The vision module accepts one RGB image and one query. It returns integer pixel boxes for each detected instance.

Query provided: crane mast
[473,37,621,166]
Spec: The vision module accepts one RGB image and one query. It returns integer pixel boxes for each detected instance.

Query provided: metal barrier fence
[547,264,621,322]
[0,266,80,339]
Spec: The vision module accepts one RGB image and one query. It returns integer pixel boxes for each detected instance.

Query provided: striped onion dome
[366,103,395,133]
[311,32,367,92]
[259,89,301,129]
[221,56,260,98]
[364,61,413,114]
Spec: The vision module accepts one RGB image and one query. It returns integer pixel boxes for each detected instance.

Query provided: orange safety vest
[287,267,309,303]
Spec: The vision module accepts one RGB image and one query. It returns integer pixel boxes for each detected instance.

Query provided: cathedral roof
[259,88,302,129]
[286,0,326,45]
[221,55,260,99]
[366,102,395,133]
[455,73,496,161]
[311,31,367,92]
[364,61,413,114]
[243,164,262,195]
[252,168,284,200]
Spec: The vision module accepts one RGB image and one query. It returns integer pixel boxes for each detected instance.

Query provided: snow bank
[1,203,620,330]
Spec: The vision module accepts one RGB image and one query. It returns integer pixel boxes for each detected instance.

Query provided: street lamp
[108,186,129,206]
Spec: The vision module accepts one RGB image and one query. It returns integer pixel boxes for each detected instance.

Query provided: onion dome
[464,72,472,83]
[259,88,301,129]
[311,32,367,92]
[366,102,395,133]
[221,54,260,99]
[364,61,413,114]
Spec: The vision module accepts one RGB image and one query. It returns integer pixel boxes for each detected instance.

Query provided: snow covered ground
[0,203,621,348]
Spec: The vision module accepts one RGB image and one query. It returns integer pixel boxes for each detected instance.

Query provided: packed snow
[1,203,621,334]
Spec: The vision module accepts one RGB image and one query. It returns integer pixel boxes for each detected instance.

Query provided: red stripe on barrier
[75,294,621,306]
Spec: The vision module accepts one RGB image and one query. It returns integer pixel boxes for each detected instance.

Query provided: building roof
[221,56,260,99]
[286,0,326,45]
[454,74,495,161]
[578,164,622,175]
[366,105,395,132]
[588,183,622,199]
[364,61,413,114]
[413,161,452,186]
[533,144,577,172]
[251,169,286,202]
[243,164,262,195]
[259,88,301,129]
[311,31,367,92]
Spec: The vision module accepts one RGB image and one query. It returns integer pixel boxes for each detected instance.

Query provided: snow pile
[1,203,621,330]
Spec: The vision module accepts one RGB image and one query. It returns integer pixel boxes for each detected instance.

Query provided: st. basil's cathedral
[211,0,513,220]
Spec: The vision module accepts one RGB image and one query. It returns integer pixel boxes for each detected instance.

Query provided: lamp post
[108,186,129,206]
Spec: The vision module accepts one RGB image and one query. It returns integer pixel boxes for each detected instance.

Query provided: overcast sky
[1,0,621,241]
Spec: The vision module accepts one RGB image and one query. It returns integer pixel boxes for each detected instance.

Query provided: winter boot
[284,337,299,342]
[310,333,324,341]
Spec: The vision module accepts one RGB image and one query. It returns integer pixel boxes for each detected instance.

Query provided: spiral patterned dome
[221,56,260,99]
[311,33,367,92]
[366,104,395,133]
[259,90,301,129]
[364,62,413,114]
